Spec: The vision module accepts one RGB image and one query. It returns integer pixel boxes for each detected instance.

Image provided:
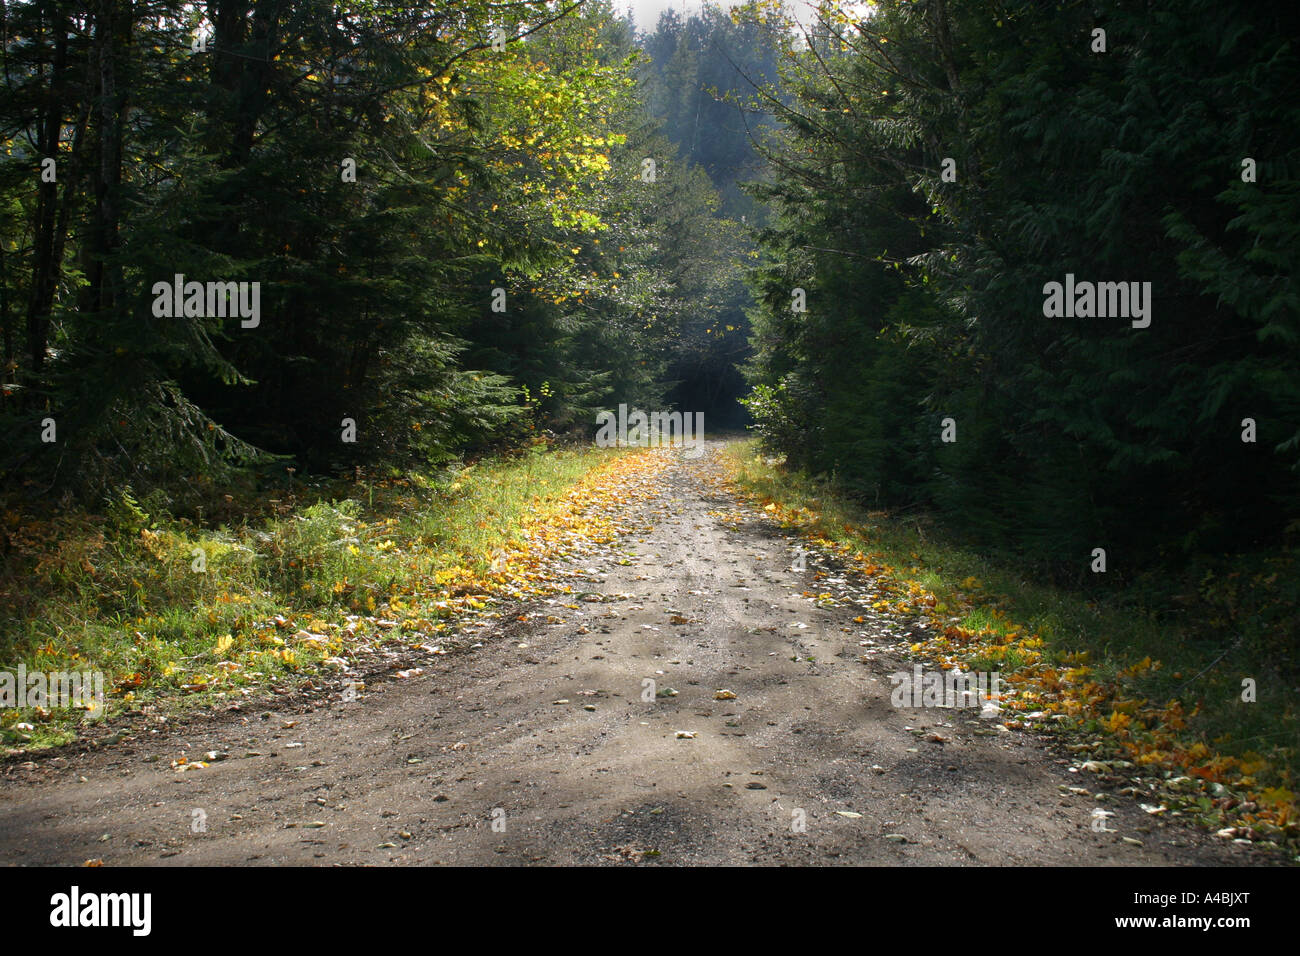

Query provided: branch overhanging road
[0,442,1265,865]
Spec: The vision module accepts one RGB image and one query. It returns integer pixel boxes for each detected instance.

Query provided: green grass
[725,439,1298,801]
[0,440,626,750]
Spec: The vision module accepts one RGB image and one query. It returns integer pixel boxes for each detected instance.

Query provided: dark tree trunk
[24,3,69,377]
[77,0,130,326]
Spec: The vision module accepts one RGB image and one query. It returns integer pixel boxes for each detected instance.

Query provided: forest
[1,0,751,493]
[6,0,1296,577]
[0,0,1296,865]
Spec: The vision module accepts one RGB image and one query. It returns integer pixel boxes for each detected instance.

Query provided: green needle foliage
[741,0,1300,599]
[0,0,736,508]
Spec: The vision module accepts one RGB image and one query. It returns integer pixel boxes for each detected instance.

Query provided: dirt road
[0,444,1266,865]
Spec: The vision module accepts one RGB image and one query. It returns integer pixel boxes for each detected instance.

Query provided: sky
[620,0,832,35]
[622,0,744,33]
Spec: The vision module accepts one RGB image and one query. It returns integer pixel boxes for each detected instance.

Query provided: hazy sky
[622,0,744,33]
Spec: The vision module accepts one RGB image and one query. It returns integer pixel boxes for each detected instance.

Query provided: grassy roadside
[0,440,649,752]
[723,439,1298,855]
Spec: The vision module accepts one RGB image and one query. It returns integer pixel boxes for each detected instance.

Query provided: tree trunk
[77,0,129,324]
[24,3,69,377]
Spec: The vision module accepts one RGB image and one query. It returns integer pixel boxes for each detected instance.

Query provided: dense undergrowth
[0,440,645,750]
